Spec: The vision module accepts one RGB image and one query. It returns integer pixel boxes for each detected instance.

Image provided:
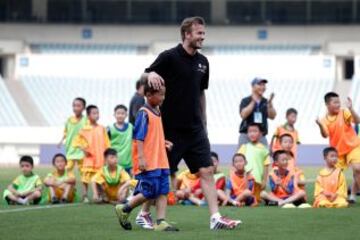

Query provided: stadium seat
[0,77,27,126]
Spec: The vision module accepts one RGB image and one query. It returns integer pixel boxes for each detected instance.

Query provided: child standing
[3,156,42,205]
[91,148,133,204]
[237,123,270,202]
[58,97,87,173]
[271,108,300,155]
[107,105,133,175]
[313,147,348,208]
[44,153,76,204]
[316,92,360,203]
[74,105,110,202]
[115,85,178,231]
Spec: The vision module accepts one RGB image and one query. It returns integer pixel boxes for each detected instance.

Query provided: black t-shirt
[239,96,269,135]
[129,92,145,125]
[145,44,209,132]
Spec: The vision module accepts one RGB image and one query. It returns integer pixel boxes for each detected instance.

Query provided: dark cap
[251,77,268,86]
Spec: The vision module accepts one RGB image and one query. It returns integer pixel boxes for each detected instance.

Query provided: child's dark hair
[210,151,219,161]
[279,133,294,143]
[20,155,34,166]
[272,150,288,162]
[104,148,118,158]
[136,79,144,90]
[144,83,163,96]
[52,153,67,165]
[114,104,128,112]
[74,97,86,108]
[86,105,98,115]
[286,108,297,116]
[323,147,337,157]
[247,123,262,132]
[232,153,247,163]
[324,92,339,104]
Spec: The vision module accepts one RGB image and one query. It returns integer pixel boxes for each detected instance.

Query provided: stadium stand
[30,43,143,54]
[0,76,27,126]
[209,44,321,55]
[21,76,134,126]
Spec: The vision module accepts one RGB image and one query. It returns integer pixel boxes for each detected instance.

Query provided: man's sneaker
[135,212,154,230]
[154,221,179,232]
[115,204,132,230]
[210,216,241,230]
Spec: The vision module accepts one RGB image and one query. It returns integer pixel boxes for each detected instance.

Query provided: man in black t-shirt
[141,16,240,230]
[239,78,276,147]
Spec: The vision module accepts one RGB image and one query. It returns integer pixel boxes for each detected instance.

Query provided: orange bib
[132,107,169,175]
[270,170,294,199]
[326,110,360,156]
[230,171,255,196]
[318,168,341,194]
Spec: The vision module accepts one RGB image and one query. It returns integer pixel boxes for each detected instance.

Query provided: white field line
[0,203,83,214]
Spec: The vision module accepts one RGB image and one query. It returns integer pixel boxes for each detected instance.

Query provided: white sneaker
[281,203,296,209]
[135,212,154,230]
[210,216,241,230]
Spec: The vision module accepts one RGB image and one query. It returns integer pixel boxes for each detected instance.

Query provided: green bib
[15,174,41,193]
[103,165,123,186]
[108,123,133,169]
[65,116,87,160]
[47,170,68,182]
[243,143,269,184]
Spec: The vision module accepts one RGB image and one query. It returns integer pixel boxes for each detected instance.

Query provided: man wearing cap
[238,78,276,147]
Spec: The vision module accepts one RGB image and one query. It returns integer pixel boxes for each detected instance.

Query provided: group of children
[3,88,360,230]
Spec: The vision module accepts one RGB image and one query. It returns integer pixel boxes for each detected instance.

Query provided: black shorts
[166,128,212,174]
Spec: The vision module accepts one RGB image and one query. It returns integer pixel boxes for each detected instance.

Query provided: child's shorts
[337,146,360,169]
[81,169,97,184]
[134,170,170,199]
[66,159,83,172]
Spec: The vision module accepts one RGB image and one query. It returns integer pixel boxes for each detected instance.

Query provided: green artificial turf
[0,166,359,240]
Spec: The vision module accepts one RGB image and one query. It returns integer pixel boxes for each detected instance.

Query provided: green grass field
[0,166,359,240]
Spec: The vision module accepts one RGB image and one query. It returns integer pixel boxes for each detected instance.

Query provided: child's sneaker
[297,203,312,209]
[83,196,90,204]
[51,197,60,204]
[281,203,296,208]
[154,220,179,231]
[135,212,154,230]
[115,204,132,230]
[210,216,241,230]
[348,195,356,204]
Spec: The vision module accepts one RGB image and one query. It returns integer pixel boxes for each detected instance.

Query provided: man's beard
[190,39,202,50]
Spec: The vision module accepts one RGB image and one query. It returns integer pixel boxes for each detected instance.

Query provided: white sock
[210,212,221,220]
[349,194,356,200]
[17,197,28,205]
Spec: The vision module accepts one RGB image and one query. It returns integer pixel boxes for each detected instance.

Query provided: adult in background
[141,16,240,230]
[129,79,145,125]
[239,78,276,147]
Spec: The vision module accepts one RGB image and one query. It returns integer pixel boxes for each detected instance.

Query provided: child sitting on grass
[226,153,257,207]
[3,156,42,205]
[313,147,348,208]
[260,150,308,208]
[91,148,133,204]
[44,153,76,204]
